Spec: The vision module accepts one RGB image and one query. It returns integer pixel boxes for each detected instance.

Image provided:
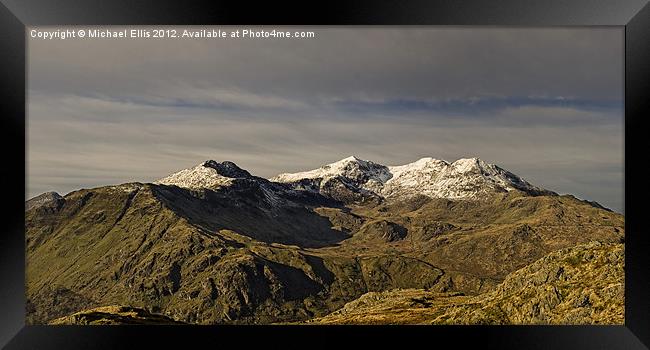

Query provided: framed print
[1,0,649,349]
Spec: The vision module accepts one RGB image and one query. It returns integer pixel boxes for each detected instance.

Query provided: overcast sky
[27,27,624,212]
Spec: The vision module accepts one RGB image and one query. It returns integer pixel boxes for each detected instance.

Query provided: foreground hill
[26,157,623,324]
[307,242,624,325]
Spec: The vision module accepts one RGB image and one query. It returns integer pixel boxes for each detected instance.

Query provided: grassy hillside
[26,182,623,324]
[308,242,624,325]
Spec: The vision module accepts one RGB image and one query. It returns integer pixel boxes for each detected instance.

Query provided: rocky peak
[202,160,252,179]
[155,160,253,190]
[26,191,65,211]
[271,156,391,185]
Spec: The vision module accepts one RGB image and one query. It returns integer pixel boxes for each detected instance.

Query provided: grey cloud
[29,27,622,102]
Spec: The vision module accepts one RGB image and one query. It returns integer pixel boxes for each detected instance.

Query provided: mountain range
[25,156,624,324]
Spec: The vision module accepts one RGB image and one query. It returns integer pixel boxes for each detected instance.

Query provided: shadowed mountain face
[25,157,623,325]
[151,183,350,248]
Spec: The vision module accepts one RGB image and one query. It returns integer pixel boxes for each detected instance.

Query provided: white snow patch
[155,163,235,189]
[271,156,391,194]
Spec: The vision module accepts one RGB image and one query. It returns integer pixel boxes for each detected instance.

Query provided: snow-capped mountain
[154,156,552,202]
[155,160,253,189]
[271,156,391,194]
[155,160,294,208]
[272,156,552,200]
[382,157,549,199]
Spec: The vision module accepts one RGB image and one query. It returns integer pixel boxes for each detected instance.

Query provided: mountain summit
[155,160,253,189]
[272,156,553,200]
[155,156,552,202]
[272,156,391,185]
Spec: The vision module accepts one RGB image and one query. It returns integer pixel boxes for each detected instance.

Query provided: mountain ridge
[153,156,555,205]
[28,156,615,213]
[25,155,623,325]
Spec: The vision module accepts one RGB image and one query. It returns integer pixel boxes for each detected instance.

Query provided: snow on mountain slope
[155,160,252,189]
[273,156,391,183]
[155,156,551,201]
[271,156,391,194]
[273,156,550,200]
[382,157,541,199]
[382,157,449,197]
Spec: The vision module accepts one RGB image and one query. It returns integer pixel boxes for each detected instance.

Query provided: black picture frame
[1,0,648,349]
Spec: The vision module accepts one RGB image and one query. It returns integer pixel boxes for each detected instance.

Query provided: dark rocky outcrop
[49,305,185,325]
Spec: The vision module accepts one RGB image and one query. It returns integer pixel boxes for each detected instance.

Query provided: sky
[27,26,624,212]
